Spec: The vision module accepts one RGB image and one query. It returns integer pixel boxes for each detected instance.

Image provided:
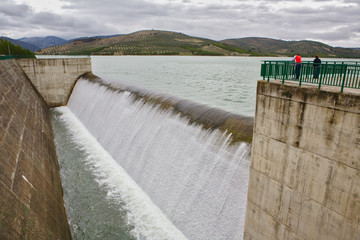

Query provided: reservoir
[91,56,262,117]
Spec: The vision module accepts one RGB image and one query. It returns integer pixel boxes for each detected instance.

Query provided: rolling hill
[36,30,251,56]
[35,30,360,58]
[19,36,67,50]
[221,37,360,58]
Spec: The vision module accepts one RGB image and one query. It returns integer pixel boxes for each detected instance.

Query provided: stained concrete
[17,58,91,107]
[244,80,360,240]
[0,59,71,240]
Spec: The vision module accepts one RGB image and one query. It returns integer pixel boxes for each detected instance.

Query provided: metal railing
[0,55,35,60]
[261,60,360,92]
[0,55,14,60]
[35,55,91,59]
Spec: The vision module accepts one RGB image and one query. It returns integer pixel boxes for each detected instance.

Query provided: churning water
[52,56,261,240]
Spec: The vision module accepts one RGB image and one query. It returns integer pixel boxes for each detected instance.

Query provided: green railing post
[299,64,302,86]
[261,62,266,80]
[341,63,347,93]
[282,62,287,84]
[318,64,323,90]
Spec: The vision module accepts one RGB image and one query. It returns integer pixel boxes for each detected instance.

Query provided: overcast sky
[1,0,359,47]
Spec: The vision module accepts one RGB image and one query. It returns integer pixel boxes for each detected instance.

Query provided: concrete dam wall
[17,58,91,107]
[244,81,360,240]
[0,59,71,239]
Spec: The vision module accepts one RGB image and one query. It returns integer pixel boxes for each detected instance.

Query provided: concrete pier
[17,58,91,107]
[244,80,360,240]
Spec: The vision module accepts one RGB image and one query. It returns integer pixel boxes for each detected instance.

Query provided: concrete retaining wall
[0,59,71,239]
[244,81,360,240]
[81,72,254,144]
[17,58,91,107]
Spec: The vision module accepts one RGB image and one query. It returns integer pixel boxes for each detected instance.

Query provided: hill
[35,31,360,58]
[36,30,251,56]
[0,37,39,52]
[19,36,67,50]
[221,37,360,58]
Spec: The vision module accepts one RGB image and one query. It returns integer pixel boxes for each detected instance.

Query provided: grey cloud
[0,2,32,17]
[63,0,169,14]
[1,0,359,47]
[341,0,358,3]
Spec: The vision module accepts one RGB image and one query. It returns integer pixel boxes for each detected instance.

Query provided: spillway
[58,77,251,240]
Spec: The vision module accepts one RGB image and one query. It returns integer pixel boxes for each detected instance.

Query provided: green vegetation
[65,46,106,55]
[0,38,35,58]
[212,42,247,54]
[181,46,223,56]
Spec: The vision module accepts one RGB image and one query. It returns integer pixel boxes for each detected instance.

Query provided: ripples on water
[91,56,262,117]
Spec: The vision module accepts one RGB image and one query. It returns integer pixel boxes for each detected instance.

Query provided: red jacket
[294,55,301,63]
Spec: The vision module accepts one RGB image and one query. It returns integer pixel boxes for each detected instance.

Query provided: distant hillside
[221,37,360,58]
[0,37,39,52]
[68,34,124,42]
[19,36,67,50]
[36,30,251,56]
[35,31,360,58]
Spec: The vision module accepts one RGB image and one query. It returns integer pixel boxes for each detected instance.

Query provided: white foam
[65,79,251,240]
[55,106,188,240]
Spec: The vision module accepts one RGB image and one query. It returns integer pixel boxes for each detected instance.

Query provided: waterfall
[65,78,250,240]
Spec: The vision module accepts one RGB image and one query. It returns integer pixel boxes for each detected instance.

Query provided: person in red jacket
[292,53,302,79]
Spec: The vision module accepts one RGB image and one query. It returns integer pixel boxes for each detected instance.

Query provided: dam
[0,57,359,240]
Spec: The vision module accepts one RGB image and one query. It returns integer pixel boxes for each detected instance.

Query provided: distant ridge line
[4,29,358,58]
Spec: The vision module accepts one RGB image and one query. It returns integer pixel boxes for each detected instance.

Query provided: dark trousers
[294,64,301,79]
[313,66,320,78]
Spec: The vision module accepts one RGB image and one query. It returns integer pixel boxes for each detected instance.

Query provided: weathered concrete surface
[81,72,254,144]
[244,80,360,240]
[17,58,91,107]
[0,59,71,240]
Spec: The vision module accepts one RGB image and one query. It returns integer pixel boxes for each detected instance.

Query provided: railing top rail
[0,55,36,60]
[0,55,14,60]
[262,60,360,65]
[35,55,91,59]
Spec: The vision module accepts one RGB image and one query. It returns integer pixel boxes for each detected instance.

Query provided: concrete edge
[258,80,360,114]
[79,72,254,144]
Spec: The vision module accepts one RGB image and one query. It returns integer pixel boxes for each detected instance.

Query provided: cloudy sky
[1,0,359,47]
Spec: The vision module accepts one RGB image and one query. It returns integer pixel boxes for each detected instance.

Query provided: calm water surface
[91,56,264,117]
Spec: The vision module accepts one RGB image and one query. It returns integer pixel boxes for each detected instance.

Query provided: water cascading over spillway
[65,78,251,240]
